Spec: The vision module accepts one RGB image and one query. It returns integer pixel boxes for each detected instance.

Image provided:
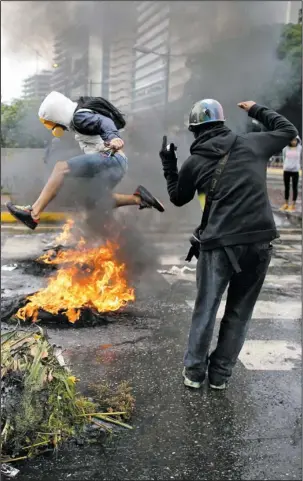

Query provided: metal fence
[269,155,283,168]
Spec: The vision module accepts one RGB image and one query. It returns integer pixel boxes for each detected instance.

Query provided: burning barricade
[1,220,136,473]
[14,219,135,325]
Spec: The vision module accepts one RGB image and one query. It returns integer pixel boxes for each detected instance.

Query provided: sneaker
[182,367,204,389]
[6,202,39,230]
[209,380,228,390]
[288,204,296,212]
[134,185,165,212]
[279,203,289,211]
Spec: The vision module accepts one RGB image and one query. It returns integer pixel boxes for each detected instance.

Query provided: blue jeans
[67,151,128,189]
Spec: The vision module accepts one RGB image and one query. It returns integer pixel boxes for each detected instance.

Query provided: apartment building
[51,2,135,107]
[22,70,53,101]
[131,1,171,113]
[51,25,90,99]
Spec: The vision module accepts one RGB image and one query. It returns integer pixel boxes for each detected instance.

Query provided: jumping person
[160,99,297,390]
[280,136,302,212]
[6,91,164,229]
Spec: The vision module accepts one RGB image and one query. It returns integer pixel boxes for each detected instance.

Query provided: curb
[267,168,283,175]
[272,207,302,226]
[267,168,302,175]
[1,212,69,224]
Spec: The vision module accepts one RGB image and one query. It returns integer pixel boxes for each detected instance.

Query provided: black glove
[159,135,178,174]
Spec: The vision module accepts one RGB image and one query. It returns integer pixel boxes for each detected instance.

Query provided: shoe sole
[6,203,37,230]
[182,368,203,389]
[136,186,165,213]
[209,382,227,390]
[153,198,165,213]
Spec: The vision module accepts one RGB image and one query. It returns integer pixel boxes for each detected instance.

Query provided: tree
[276,23,302,135]
[277,23,302,92]
[1,98,50,148]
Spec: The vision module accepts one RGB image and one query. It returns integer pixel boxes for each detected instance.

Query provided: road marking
[185,300,301,320]
[159,267,301,288]
[159,255,197,266]
[239,340,301,371]
[158,250,302,269]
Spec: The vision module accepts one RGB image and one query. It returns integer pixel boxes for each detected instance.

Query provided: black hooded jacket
[164,104,298,250]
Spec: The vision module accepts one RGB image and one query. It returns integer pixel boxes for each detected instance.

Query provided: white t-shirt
[283,145,302,172]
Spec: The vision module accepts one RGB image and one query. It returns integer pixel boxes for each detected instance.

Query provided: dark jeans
[284,171,299,202]
[184,243,272,384]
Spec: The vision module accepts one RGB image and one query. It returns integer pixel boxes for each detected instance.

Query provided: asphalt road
[1,216,301,480]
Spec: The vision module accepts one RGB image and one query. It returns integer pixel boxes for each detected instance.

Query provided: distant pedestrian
[280,136,302,212]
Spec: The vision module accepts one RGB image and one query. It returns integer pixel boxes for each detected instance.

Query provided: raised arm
[238,101,298,158]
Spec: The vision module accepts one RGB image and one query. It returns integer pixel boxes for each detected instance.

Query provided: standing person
[280,136,302,212]
[6,91,164,230]
[160,99,297,390]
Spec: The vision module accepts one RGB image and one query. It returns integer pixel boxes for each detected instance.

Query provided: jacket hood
[190,124,237,159]
[38,91,77,128]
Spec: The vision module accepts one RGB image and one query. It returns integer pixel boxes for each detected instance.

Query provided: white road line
[158,254,301,269]
[159,255,197,266]
[158,266,301,288]
[239,340,301,371]
[185,300,301,320]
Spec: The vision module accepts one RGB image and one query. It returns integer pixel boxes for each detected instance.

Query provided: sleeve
[164,157,197,207]
[73,111,121,141]
[247,104,298,158]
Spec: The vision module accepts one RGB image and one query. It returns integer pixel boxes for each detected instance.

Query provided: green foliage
[277,23,302,92]
[1,99,50,148]
[91,381,135,422]
[277,23,302,61]
[1,329,134,462]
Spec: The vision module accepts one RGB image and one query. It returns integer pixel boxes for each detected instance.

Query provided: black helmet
[188,99,225,131]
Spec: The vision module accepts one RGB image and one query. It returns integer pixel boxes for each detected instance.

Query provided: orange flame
[16,221,135,323]
[54,218,75,245]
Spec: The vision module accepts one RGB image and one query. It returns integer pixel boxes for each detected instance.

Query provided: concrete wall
[1,146,88,210]
[2,148,47,201]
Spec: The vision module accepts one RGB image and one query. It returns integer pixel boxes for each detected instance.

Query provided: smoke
[1,1,300,255]
[170,1,299,132]
[1,1,135,57]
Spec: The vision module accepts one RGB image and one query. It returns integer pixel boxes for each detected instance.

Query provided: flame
[16,221,135,323]
[54,218,75,245]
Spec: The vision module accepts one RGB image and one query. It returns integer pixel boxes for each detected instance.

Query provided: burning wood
[15,220,135,324]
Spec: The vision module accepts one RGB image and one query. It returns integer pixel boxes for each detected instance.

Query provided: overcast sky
[1,34,51,102]
[1,0,300,103]
[1,0,52,103]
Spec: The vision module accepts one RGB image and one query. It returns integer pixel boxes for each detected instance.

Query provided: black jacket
[164,104,298,250]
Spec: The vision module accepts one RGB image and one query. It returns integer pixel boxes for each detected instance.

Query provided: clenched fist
[237,101,256,112]
[109,138,124,151]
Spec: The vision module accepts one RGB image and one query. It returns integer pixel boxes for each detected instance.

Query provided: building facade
[131,1,171,113]
[22,70,52,101]
[51,25,90,99]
